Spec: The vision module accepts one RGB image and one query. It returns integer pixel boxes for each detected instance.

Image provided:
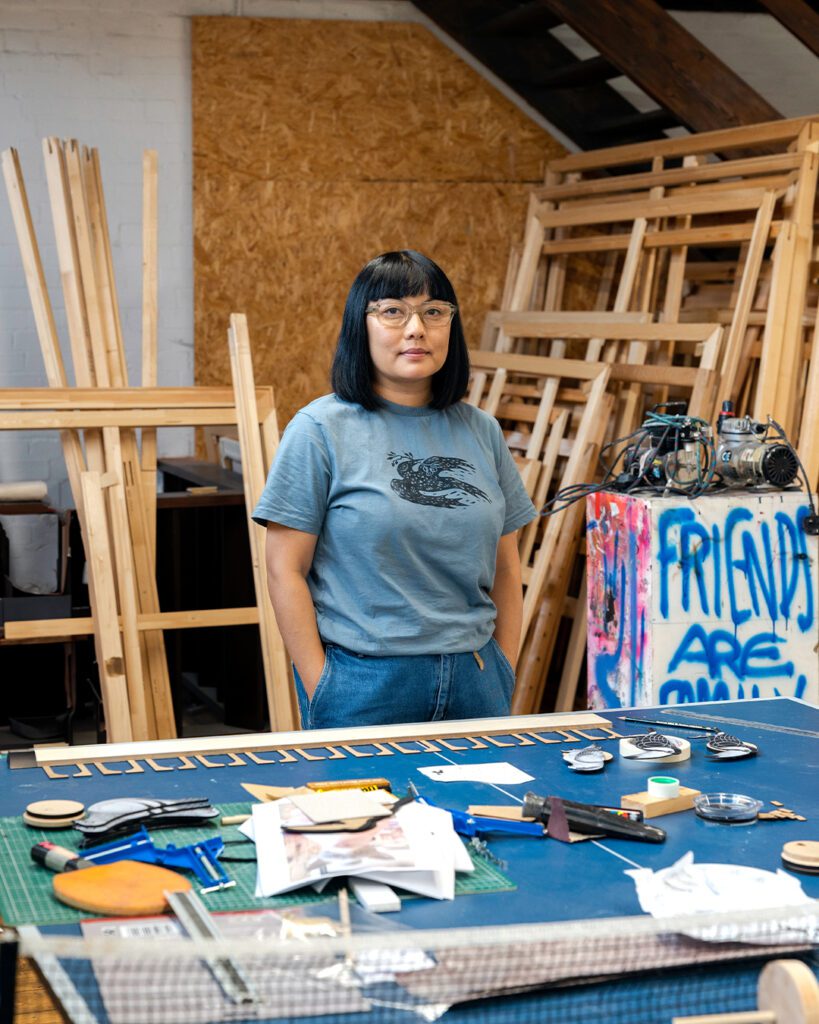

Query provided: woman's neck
[373,381,432,407]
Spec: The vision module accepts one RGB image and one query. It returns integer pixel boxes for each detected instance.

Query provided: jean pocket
[307,647,334,726]
[489,637,516,684]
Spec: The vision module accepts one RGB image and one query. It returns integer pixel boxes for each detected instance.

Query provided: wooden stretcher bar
[513,397,613,715]
[44,137,168,739]
[533,152,802,202]
[0,386,275,409]
[78,471,134,743]
[478,318,721,343]
[541,221,782,256]
[3,144,151,741]
[141,149,159,558]
[228,313,298,733]
[549,115,815,173]
[0,409,263,430]
[2,607,261,642]
[537,187,774,231]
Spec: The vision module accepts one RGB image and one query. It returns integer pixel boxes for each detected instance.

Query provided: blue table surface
[3,696,818,932]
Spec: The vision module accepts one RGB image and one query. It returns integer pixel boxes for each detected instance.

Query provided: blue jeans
[293,637,516,729]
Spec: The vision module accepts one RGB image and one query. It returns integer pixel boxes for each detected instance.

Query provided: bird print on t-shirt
[387,452,490,508]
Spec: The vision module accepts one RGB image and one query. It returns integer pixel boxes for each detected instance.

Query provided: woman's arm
[490,530,524,670]
[264,523,326,698]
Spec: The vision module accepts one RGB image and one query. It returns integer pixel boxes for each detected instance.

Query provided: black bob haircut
[331,250,470,410]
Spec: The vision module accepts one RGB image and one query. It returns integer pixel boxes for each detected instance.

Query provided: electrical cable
[540,407,716,518]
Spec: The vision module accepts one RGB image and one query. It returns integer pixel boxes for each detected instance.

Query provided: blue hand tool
[407,783,545,839]
[80,827,236,893]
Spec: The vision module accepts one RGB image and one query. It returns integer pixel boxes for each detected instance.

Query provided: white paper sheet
[626,851,819,943]
[417,762,534,784]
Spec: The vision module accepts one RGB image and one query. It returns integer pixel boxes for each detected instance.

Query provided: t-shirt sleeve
[492,421,538,535]
[252,413,331,533]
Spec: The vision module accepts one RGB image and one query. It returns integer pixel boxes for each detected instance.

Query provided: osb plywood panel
[193,17,565,424]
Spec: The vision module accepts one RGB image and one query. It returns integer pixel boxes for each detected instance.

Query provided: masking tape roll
[647,776,680,799]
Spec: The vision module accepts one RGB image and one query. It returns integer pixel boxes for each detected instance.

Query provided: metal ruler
[668,708,819,740]
[165,889,257,1005]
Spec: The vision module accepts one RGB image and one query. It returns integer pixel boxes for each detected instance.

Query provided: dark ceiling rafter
[414,1,790,153]
[538,0,782,134]
[412,0,688,151]
[756,0,819,58]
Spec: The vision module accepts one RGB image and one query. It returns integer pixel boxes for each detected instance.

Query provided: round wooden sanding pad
[782,840,819,875]
[24,800,85,829]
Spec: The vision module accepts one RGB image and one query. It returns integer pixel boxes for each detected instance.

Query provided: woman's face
[366,292,451,405]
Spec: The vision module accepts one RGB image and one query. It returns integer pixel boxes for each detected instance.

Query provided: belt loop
[473,651,485,671]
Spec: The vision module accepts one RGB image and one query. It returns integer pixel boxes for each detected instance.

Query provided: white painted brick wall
[0,0,205,518]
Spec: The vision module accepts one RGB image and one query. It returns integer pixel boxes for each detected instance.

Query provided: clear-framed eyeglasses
[366,299,457,329]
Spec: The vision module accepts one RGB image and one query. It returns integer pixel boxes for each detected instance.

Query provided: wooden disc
[782,841,819,873]
[758,959,819,1024]
[783,841,819,867]
[53,860,192,916]
[23,812,82,830]
[25,799,85,819]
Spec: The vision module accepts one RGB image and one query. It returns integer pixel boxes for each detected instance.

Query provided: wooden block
[468,805,534,821]
[620,786,700,819]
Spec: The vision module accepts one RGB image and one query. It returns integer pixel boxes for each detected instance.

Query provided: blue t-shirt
[252,395,537,655]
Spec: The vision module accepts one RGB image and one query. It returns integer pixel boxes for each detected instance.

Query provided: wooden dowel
[671,1013,775,1024]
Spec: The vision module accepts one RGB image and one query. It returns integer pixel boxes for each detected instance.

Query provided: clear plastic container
[693,793,763,823]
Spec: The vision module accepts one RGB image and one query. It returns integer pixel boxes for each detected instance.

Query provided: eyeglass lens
[368,301,455,327]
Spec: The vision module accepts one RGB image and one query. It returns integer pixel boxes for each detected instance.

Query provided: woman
[253,250,537,728]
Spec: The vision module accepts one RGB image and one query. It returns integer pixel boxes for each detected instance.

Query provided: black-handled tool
[31,841,95,872]
[522,792,667,843]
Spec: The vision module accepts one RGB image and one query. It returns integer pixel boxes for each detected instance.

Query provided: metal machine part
[715,402,799,488]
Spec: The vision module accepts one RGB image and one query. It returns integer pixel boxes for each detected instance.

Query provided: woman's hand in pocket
[299,650,327,700]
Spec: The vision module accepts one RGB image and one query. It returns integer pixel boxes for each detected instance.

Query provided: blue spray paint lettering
[656,504,815,632]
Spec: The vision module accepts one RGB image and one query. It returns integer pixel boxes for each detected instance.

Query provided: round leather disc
[53,860,192,916]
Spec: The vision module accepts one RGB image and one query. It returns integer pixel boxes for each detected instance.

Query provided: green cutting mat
[0,803,515,926]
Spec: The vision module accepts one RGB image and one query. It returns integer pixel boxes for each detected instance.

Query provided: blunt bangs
[361,251,454,305]
[331,250,469,411]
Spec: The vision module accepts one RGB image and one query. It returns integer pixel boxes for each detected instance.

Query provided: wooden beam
[540,0,781,134]
[0,386,274,409]
[479,318,720,342]
[2,607,261,642]
[757,0,819,58]
[79,471,134,744]
[228,313,298,731]
[0,409,256,430]
[534,152,801,202]
[411,0,666,151]
[550,116,811,173]
[141,149,159,556]
[538,186,772,229]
